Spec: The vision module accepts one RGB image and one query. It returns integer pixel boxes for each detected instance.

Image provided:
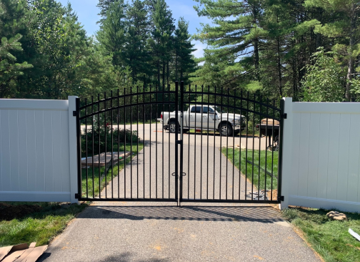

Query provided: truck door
[189,105,202,128]
[201,106,217,131]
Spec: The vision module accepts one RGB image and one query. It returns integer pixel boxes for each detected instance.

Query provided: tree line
[192,0,360,102]
[0,0,196,99]
[1,0,359,102]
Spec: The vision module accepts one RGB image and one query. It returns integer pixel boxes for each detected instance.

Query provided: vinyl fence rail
[281,98,360,213]
[0,96,78,203]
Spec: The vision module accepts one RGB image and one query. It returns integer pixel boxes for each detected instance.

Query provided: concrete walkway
[39,202,320,262]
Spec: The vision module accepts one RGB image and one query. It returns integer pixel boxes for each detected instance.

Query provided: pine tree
[148,0,175,89]
[0,0,33,98]
[97,0,117,24]
[173,17,196,84]
[194,0,267,84]
[304,0,360,101]
[96,0,127,67]
[124,0,150,83]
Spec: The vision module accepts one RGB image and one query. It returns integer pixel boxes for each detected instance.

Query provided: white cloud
[192,40,207,58]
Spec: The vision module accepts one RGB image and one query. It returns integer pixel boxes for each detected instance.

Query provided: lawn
[222,148,278,191]
[282,208,360,262]
[0,202,87,247]
[81,143,144,197]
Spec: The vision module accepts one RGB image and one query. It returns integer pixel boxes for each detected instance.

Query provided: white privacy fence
[281,98,360,213]
[1,96,359,211]
[0,97,78,203]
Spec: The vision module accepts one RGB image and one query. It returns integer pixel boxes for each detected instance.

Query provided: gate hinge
[73,111,78,117]
[282,113,287,119]
[75,193,79,199]
[176,140,182,145]
[280,196,285,201]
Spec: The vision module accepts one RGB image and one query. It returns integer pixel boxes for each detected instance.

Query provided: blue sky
[58,0,210,58]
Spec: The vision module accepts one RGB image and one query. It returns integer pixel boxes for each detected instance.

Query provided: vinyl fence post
[280,97,292,210]
[68,96,79,204]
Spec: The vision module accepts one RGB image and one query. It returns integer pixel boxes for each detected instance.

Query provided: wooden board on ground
[81,152,131,167]
[14,246,48,262]
[0,242,47,262]
[0,246,12,261]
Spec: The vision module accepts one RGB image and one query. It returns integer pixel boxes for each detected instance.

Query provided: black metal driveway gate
[75,82,284,204]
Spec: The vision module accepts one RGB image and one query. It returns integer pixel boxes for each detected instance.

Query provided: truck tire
[169,120,178,133]
[219,122,233,136]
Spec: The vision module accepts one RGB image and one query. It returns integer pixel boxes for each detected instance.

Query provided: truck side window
[202,107,214,113]
[191,106,201,113]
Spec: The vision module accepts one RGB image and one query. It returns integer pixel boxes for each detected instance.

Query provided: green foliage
[0,0,34,97]
[81,143,143,197]
[193,0,360,102]
[173,17,197,84]
[0,202,87,247]
[282,207,360,262]
[222,148,278,191]
[302,48,347,102]
[304,0,360,101]
[81,127,140,157]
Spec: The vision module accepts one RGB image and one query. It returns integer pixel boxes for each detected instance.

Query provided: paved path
[39,126,320,262]
[40,202,320,262]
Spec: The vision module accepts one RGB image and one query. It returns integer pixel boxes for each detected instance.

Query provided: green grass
[282,208,360,262]
[222,148,278,190]
[81,143,143,197]
[0,202,88,247]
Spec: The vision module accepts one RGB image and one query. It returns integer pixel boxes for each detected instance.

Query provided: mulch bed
[0,203,42,221]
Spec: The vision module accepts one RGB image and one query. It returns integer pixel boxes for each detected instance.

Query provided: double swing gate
[76,82,284,204]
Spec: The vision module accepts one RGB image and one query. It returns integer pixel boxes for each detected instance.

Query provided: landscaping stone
[81,151,130,167]
[246,190,268,200]
[326,211,347,221]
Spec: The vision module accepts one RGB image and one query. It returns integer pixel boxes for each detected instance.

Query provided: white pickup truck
[161,105,246,136]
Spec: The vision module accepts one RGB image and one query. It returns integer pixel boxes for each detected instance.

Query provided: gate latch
[171,172,187,176]
[75,193,79,199]
[73,111,78,117]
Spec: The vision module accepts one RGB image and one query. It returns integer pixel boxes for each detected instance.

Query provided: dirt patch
[0,203,42,221]
[267,189,278,201]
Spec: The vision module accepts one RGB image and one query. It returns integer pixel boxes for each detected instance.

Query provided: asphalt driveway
[39,202,320,262]
[39,125,320,261]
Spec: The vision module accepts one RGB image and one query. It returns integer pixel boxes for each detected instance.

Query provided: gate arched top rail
[79,89,176,111]
[184,90,281,113]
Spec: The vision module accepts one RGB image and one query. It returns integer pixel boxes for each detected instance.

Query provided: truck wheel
[219,122,233,136]
[169,120,178,133]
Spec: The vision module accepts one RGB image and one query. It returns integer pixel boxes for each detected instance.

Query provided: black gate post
[277,99,285,202]
[75,97,81,200]
[175,81,179,206]
[179,81,184,204]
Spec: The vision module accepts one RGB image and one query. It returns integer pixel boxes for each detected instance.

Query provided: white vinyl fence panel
[0,97,78,203]
[281,98,360,213]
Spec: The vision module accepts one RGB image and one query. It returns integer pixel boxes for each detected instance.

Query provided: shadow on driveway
[77,205,283,223]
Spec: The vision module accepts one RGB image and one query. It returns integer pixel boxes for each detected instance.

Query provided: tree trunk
[175,53,178,81]
[252,5,260,81]
[162,61,165,91]
[253,38,259,80]
[345,7,357,102]
[167,61,169,86]
[157,60,160,89]
[277,37,283,97]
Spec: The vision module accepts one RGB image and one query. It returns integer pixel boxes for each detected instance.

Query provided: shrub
[81,128,139,157]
